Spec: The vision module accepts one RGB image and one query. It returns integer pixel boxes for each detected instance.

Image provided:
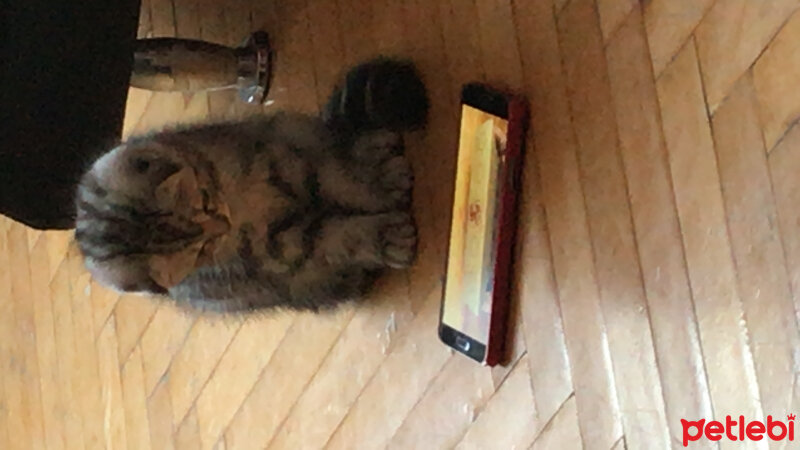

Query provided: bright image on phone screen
[442,104,508,345]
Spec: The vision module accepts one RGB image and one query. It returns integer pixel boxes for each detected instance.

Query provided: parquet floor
[2,0,800,448]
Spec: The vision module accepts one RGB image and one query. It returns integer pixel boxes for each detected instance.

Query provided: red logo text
[681,415,795,447]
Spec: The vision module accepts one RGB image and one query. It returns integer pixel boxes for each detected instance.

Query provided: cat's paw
[380,212,417,269]
[380,156,414,208]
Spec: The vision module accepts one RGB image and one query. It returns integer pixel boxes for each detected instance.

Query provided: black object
[323,57,429,141]
[1,0,141,229]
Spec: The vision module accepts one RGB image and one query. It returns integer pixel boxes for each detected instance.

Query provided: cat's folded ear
[154,166,203,211]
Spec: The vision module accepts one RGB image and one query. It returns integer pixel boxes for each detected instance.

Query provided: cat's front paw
[380,212,417,269]
[380,156,414,208]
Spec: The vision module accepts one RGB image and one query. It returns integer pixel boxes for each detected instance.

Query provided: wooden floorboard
[711,74,800,427]
[97,317,129,450]
[121,345,153,450]
[2,0,800,448]
[223,309,353,449]
[605,8,715,446]
[194,314,293,449]
[324,292,450,450]
[657,41,766,440]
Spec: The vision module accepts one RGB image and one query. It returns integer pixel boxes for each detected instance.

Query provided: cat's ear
[154,166,202,210]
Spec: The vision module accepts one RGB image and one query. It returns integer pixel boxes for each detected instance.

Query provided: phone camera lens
[456,336,471,352]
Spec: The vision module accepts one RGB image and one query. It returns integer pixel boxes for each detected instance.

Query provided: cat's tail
[323,57,429,137]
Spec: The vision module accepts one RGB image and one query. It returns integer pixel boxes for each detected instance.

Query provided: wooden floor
[2,0,800,448]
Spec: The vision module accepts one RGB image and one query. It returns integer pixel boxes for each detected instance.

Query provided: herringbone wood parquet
[2,0,800,448]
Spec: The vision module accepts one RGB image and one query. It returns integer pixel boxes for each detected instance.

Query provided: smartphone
[439,83,528,366]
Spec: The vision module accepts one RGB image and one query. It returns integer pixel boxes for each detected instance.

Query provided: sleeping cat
[75,58,428,312]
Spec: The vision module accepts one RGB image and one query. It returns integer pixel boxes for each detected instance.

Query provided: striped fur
[76,59,427,312]
[75,114,418,312]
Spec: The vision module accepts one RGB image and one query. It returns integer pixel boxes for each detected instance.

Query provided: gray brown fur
[75,112,417,312]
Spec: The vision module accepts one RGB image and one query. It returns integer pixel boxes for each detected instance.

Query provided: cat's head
[74,139,230,296]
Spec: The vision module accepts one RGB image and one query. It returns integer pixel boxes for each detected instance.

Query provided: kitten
[76,59,426,313]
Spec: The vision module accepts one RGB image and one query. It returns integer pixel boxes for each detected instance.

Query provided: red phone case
[484,95,528,366]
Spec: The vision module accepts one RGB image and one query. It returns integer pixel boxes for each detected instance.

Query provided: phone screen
[442,104,509,345]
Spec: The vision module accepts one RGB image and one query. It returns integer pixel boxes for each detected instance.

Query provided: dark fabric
[323,57,429,144]
[0,0,141,229]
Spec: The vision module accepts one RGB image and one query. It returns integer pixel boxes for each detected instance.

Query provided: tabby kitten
[75,59,426,312]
